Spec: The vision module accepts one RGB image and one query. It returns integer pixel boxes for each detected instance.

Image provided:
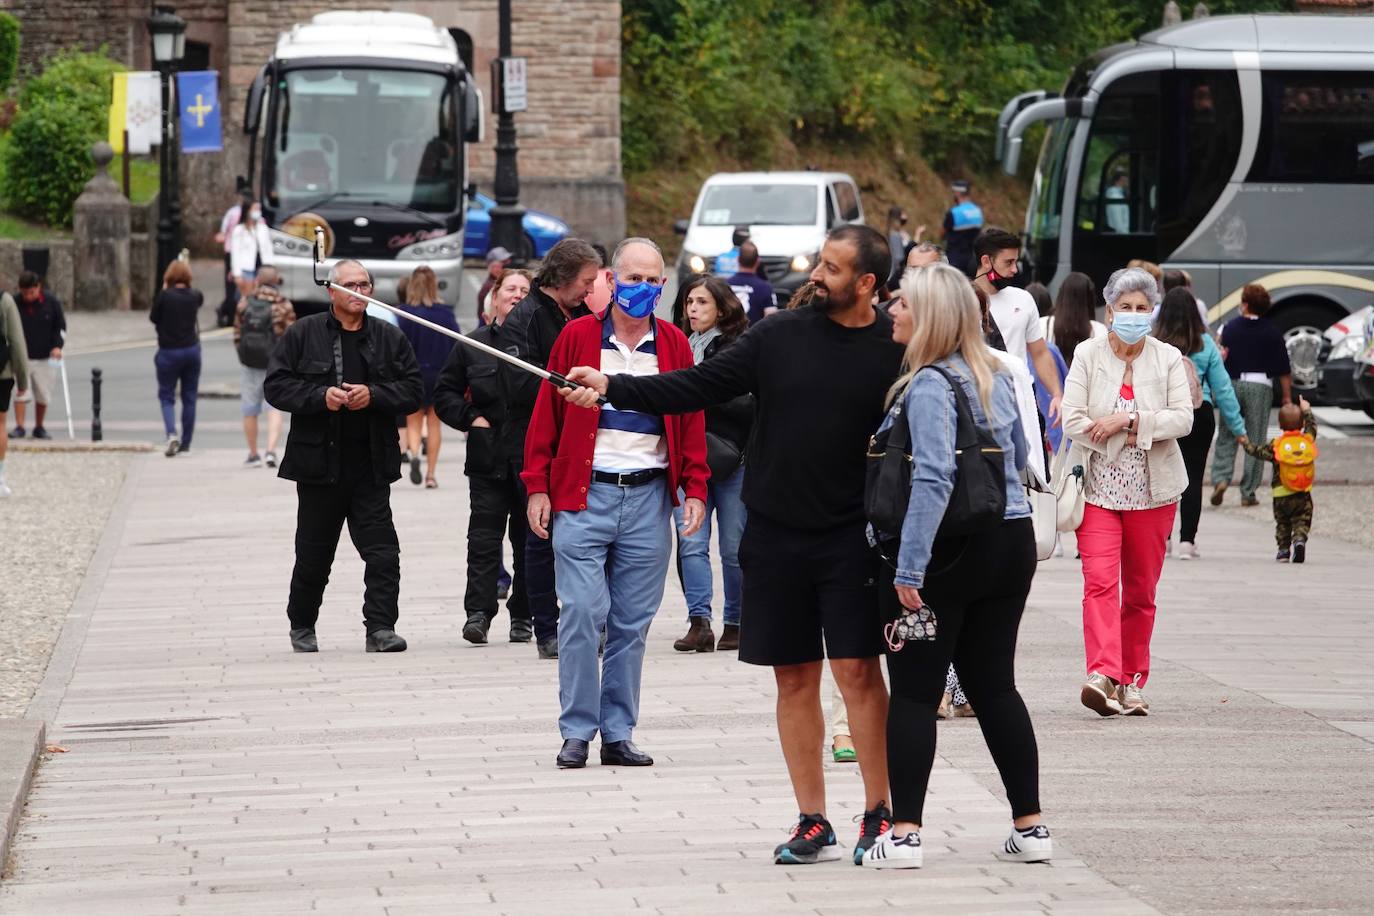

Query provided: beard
[812,280,856,313]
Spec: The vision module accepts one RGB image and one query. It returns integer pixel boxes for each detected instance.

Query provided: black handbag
[865,365,1006,546]
[705,430,743,481]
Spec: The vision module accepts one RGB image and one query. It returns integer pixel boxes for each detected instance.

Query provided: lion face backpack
[1273,429,1318,492]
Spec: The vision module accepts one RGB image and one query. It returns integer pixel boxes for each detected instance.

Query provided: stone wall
[0,239,73,305]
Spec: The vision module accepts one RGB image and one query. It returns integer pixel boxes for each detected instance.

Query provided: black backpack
[866,364,1007,546]
[237,296,275,369]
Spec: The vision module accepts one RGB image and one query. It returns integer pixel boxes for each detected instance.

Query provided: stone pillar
[72,142,132,311]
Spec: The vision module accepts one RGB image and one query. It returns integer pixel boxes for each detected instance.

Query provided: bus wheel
[1274,300,1341,391]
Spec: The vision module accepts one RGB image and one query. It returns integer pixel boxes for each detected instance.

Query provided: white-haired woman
[863,264,1049,870]
[1061,267,1193,718]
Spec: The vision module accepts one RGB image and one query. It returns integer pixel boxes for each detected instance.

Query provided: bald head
[609,237,666,286]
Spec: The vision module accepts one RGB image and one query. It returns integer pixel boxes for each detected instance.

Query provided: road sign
[496,56,526,113]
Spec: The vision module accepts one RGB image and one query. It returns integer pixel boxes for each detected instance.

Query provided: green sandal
[831,744,857,764]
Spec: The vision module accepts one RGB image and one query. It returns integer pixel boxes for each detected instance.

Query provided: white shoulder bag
[1049,439,1086,532]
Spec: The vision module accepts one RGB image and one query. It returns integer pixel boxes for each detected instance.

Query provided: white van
[673,171,865,298]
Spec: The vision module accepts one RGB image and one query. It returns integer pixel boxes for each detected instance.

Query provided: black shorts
[736,512,882,666]
[0,378,12,413]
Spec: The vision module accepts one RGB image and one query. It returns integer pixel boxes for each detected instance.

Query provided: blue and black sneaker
[773,813,842,865]
[853,801,893,865]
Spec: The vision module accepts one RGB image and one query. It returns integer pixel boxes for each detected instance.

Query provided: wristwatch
[1127,410,1139,432]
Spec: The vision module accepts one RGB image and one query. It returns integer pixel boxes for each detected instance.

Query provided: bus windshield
[268,68,457,214]
[1026,120,1074,249]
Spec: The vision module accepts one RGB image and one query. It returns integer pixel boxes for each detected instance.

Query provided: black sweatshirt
[150,286,203,350]
[607,306,904,531]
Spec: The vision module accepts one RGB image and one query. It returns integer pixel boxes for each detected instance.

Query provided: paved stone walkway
[4,448,1371,914]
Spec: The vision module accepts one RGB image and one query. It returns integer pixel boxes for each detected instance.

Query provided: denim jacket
[875,354,1030,588]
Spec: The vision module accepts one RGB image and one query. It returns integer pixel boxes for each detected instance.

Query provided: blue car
[463,192,569,259]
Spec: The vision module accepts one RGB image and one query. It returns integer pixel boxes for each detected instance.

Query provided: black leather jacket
[499,283,591,436]
[265,310,423,486]
[433,320,525,479]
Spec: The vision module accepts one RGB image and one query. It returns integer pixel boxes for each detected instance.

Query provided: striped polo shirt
[594,318,668,473]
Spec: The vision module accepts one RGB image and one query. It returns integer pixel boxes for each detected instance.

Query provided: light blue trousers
[552,480,672,742]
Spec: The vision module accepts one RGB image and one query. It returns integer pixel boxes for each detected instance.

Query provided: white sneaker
[0,479,11,498]
[995,824,1052,863]
[862,828,923,869]
[1178,541,1199,560]
[165,435,180,457]
[1165,538,1174,558]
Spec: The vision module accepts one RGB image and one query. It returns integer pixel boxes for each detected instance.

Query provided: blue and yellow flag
[176,70,222,154]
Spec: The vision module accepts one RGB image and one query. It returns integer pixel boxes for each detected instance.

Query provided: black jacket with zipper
[265,310,423,487]
[432,320,524,480]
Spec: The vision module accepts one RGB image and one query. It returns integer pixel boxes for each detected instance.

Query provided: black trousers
[1177,402,1216,544]
[881,518,1040,823]
[466,471,530,623]
[287,465,401,634]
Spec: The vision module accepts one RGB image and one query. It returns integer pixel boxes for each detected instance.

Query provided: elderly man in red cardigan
[523,238,709,770]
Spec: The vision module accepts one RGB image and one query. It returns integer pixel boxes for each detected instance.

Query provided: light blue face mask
[613,276,663,318]
[1111,311,1152,345]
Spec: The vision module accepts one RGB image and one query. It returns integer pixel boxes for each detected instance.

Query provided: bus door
[1071,72,1162,293]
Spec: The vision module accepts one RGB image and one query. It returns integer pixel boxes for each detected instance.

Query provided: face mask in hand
[1110,311,1152,345]
[613,277,662,319]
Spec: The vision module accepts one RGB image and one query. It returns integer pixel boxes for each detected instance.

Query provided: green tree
[0,12,19,94]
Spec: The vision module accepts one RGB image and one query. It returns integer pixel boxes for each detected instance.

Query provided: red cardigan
[521,314,709,512]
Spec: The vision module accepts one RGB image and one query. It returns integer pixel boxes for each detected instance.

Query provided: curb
[0,719,45,873]
[9,441,157,454]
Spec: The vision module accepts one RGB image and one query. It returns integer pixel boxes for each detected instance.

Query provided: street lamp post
[489,0,526,264]
[148,4,186,297]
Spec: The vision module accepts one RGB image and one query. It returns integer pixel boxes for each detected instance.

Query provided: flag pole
[309,228,606,406]
[121,130,131,198]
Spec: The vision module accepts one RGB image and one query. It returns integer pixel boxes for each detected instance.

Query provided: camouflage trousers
[1273,491,1313,549]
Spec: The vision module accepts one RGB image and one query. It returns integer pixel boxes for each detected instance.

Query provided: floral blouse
[1085,385,1179,511]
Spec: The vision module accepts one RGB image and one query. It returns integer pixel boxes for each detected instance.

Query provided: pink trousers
[1077,502,1175,686]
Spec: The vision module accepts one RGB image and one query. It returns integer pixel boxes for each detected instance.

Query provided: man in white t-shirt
[971,227,1063,425]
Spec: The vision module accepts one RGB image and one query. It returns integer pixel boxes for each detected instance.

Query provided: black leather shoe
[365,629,408,653]
[462,614,490,645]
[600,740,653,767]
[290,628,318,653]
[537,638,559,659]
[556,738,589,769]
[510,620,534,643]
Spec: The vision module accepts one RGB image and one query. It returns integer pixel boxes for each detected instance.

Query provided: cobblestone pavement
[2,447,1371,914]
[0,452,130,718]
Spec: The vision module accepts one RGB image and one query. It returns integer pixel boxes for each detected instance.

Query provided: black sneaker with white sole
[1291,539,1306,564]
[852,802,892,865]
[774,813,841,865]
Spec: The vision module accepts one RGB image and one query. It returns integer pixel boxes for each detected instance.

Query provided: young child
[1241,396,1318,563]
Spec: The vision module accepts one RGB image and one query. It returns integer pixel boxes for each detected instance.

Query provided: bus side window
[1248,72,1374,183]
[1076,74,1160,235]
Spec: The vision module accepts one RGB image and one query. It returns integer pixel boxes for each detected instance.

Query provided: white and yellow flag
[108,71,162,155]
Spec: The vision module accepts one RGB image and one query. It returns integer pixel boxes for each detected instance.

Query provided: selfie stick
[58,331,75,439]
[311,228,605,405]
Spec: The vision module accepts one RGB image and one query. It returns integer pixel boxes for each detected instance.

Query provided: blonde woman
[863,264,1049,870]
[397,265,460,487]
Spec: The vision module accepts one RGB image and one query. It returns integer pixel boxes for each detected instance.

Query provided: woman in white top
[1060,267,1192,719]
[229,204,275,296]
[1040,272,1107,369]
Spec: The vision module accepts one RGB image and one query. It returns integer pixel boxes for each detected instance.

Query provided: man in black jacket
[498,238,602,659]
[11,272,65,440]
[265,260,423,653]
[434,269,534,646]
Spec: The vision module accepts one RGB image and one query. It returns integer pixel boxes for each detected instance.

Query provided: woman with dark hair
[150,259,204,457]
[1041,272,1106,369]
[1154,287,1246,559]
[1211,283,1292,507]
[1025,282,1053,319]
[398,265,460,488]
[670,274,753,653]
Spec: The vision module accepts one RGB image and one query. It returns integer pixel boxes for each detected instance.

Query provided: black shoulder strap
[920,364,979,448]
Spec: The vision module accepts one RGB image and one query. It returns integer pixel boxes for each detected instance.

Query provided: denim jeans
[154,345,202,447]
[673,469,745,625]
[551,480,672,742]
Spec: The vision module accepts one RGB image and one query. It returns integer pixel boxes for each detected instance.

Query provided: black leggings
[881,518,1040,823]
[1177,403,1216,544]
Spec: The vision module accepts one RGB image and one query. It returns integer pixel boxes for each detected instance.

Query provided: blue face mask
[613,276,663,319]
[1111,311,1152,345]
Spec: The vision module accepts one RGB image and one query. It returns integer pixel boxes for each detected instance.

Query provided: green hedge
[1,49,126,227]
[0,12,19,94]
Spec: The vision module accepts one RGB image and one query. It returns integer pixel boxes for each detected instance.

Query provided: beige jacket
[1060,335,1194,505]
